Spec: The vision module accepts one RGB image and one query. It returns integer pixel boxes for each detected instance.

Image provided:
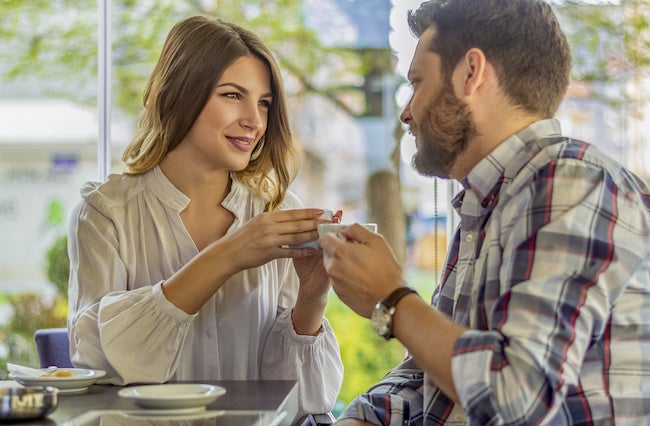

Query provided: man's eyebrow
[216,82,273,98]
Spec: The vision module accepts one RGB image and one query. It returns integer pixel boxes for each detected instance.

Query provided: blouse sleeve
[259,193,344,420]
[67,197,195,385]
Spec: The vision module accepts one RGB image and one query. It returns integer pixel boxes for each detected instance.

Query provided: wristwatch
[371,286,418,340]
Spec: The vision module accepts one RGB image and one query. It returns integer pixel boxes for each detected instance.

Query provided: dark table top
[12,380,299,425]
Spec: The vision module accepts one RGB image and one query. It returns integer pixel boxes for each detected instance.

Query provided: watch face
[371,304,391,338]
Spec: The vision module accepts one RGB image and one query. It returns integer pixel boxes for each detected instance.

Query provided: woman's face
[181,55,273,172]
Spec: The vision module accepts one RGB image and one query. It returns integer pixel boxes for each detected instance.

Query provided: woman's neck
[159,151,232,205]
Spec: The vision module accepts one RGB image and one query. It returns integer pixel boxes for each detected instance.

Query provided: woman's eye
[259,99,272,108]
[223,93,241,100]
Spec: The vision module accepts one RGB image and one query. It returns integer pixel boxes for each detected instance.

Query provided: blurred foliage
[554,0,650,113]
[325,296,407,405]
[46,236,70,297]
[0,294,68,379]
[557,0,650,83]
[0,238,68,379]
[554,1,650,182]
[0,0,393,117]
[45,199,66,228]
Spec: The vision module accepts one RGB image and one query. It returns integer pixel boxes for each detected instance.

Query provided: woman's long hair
[122,15,299,210]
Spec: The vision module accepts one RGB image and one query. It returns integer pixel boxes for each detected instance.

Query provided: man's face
[401,28,476,179]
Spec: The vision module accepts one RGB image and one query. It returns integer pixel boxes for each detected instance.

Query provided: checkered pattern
[339,119,650,425]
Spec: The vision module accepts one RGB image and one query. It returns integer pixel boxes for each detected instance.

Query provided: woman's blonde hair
[122,15,299,210]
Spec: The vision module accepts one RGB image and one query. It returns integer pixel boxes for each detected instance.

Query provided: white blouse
[67,166,343,420]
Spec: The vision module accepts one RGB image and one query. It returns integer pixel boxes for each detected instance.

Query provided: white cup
[290,209,335,249]
[317,223,377,240]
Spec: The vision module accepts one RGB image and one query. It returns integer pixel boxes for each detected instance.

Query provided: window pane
[0,3,98,296]
[0,1,98,369]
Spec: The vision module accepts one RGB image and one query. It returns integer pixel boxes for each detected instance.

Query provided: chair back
[33,328,74,368]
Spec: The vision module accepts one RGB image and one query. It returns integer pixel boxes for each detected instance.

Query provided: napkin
[6,363,56,377]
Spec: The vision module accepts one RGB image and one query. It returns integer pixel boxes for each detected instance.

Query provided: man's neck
[450,113,544,180]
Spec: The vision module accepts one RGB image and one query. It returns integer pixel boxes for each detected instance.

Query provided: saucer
[118,384,226,410]
[9,368,106,394]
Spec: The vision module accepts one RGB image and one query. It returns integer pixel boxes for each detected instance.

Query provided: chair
[34,328,74,368]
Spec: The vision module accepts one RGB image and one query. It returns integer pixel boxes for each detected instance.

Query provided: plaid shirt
[340,119,650,425]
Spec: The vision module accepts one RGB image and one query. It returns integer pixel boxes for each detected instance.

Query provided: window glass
[0,1,98,367]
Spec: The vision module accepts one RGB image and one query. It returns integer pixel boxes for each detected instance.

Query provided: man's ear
[457,48,488,97]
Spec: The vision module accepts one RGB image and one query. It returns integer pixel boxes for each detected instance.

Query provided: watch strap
[382,286,418,309]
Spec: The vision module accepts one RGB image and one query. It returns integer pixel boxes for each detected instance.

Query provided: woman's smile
[226,135,255,152]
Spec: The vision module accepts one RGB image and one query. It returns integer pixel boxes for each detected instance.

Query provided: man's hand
[319,223,404,318]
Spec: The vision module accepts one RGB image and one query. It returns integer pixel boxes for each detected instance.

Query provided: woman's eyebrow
[216,82,272,98]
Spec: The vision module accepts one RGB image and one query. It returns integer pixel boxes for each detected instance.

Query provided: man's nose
[400,104,412,125]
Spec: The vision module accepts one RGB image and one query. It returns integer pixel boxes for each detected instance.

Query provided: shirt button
[207,329,214,338]
[465,234,474,243]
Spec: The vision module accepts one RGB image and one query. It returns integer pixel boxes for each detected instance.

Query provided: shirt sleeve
[67,198,195,385]
[337,357,431,425]
[451,160,650,423]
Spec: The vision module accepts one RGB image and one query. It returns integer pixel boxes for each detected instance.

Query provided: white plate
[9,368,106,394]
[118,384,226,410]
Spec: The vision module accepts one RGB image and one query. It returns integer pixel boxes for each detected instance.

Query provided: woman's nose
[239,105,262,131]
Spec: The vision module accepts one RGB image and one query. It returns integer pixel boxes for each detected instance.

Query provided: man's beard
[410,82,476,179]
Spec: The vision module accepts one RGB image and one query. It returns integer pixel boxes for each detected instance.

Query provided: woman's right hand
[212,208,328,273]
[162,208,328,314]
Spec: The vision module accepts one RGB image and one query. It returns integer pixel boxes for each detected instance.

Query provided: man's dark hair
[408,0,571,117]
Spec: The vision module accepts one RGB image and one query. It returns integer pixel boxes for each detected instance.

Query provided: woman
[67,15,343,422]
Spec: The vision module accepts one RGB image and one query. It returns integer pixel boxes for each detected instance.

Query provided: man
[319,0,650,424]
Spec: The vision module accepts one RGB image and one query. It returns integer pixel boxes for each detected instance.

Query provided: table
[9,380,299,425]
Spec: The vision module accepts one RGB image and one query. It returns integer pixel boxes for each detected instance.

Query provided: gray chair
[34,328,74,368]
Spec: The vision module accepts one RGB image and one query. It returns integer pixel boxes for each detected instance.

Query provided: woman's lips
[227,136,255,152]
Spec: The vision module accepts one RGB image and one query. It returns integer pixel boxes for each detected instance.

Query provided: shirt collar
[462,118,562,203]
[146,166,190,211]
[221,174,268,220]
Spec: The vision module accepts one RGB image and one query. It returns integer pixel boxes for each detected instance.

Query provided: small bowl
[0,386,58,421]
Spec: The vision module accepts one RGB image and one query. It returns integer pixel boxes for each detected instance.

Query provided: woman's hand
[163,208,330,316]
[212,208,327,274]
[289,210,341,335]
[292,250,331,335]
[293,249,331,302]
[292,209,341,301]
